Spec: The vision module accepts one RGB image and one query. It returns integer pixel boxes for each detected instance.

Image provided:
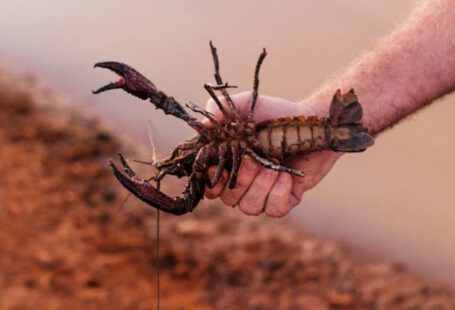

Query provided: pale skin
[204,0,455,217]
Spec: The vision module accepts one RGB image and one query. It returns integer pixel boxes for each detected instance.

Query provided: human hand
[204,92,342,217]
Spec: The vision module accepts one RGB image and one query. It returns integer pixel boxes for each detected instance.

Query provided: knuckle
[220,184,250,206]
[265,204,290,218]
[264,194,282,216]
[265,182,292,217]
[220,193,238,206]
[220,189,245,206]
[230,166,258,190]
[239,196,264,215]
[240,158,261,176]
[254,170,279,191]
[233,175,251,190]
[239,206,262,216]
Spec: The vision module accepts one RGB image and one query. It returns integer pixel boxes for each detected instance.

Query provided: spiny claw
[117,153,136,177]
[93,61,195,124]
[109,157,197,215]
[93,61,156,100]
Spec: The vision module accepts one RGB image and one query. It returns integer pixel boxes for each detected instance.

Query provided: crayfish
[93,42,374,215]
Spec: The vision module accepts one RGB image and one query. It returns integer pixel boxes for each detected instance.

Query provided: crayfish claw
[93,61,156,100]
[109,160,197,215]
[93,61,196,124]
[117,153,137,177]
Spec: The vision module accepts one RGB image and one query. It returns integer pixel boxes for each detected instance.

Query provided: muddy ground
[0,72,454,310]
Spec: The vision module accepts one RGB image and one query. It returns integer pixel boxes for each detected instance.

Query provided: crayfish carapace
[93,42,374,215]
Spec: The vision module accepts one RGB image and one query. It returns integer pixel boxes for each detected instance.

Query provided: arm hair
[306,0,455,135]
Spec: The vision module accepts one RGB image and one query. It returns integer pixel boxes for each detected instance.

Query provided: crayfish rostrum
[93,42,374,215]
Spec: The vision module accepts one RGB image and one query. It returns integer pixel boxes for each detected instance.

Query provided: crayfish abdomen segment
[255,89,375,159]
[256,116,329,159]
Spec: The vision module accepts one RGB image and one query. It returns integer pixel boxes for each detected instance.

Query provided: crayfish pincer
[93,42,374,215]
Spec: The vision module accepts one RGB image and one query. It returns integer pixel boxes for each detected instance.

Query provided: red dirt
[0,75,454,309]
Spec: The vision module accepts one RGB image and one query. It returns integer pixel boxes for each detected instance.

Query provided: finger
[205,167,228,199]
[265,172,293,217]
[238,167,279,216]
[289,193,302,208]
[289,151,341,201]
[219,157,261,206]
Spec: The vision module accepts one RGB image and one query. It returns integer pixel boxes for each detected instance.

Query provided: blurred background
[1,0,454,288]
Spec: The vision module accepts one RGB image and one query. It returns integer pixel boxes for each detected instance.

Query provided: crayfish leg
[245,148,304,177]
[209,42,241,120]
[109,154,206,215]
[248,48,267,120]
[208,142,228,189]
[228,141,245,189]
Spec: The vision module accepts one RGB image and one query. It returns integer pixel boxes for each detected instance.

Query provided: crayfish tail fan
[328,89,374,152]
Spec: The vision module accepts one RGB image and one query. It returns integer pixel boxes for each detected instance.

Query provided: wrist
[298,90,335,119]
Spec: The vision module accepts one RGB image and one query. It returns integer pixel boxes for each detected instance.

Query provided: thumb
[205,91,252,121]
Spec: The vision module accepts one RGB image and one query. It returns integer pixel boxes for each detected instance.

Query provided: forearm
[305,0,455,136]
